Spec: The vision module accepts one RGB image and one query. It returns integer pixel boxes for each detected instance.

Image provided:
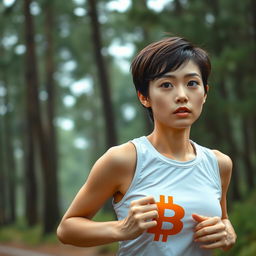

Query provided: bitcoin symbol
[147,195,185,242]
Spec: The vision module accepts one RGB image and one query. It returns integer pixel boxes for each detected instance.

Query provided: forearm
[222,218,237,251]
[57,217,122,247]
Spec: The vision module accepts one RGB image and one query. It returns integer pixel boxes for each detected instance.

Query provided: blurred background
[0,0,255,255]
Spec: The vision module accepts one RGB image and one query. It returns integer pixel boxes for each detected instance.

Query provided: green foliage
[93,209,116,222]
[214,190,256,256]
[0,219,58,246]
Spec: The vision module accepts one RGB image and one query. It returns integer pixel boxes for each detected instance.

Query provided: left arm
[193,150,237,250]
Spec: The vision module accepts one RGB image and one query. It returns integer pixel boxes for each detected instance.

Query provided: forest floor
[0,213,118,256]
[0,242,116,256]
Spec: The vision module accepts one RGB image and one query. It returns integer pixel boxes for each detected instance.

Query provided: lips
[173,107,191,114]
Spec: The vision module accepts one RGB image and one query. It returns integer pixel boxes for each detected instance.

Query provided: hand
[192,214,235,250]
[117,196,158,240]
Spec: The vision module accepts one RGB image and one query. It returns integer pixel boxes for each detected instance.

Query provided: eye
[187,80,199,87]
[160,82,173,89]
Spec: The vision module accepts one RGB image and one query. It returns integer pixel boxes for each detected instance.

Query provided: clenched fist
[117,196,159,240]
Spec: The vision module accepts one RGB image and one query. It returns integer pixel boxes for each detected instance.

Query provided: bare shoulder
[211,149,233,186]
[94,141,137,202]
[212,150,232,171]
[90,141,137,190]
[102,141,137,171]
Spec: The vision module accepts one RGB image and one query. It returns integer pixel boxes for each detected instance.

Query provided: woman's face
[144,60,207,130]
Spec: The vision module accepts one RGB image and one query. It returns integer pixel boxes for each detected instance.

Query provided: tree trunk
[42,0,60,234]
[23,0,39,226]
[0,40,17,224]
[174,0,183,15]
[249,0,256,187]
[250,0,256,43]
[88,0,118,149]
[88,0,118,212]
[219,82,241,201]
[24,126,38,226]
[0,116,7,225]
[130,0,153,134]
[24,0,60,232]
[3,77,17,223]
[242,118,255,190]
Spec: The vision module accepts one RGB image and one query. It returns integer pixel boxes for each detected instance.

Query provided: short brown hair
[130,36,211,120]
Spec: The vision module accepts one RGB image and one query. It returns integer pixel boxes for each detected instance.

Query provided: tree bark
[24,0,60,232]
[249,0,256,187]
[88,0,118,212]
[23,0,39,226]
[0,116,7,225]
[250,0,256,43]
[0,40,17,224]
[242,118,255,189]
[174,0,183,15]
[130,0,153,134]
[43,0,60,234]
[3,77,17,223]
[88,0,118,149]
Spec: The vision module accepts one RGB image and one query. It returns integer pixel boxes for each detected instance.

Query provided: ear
[203,85,209,103]
[137,91,151,108]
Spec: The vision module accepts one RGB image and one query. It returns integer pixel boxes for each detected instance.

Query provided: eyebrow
[159,72,201,79]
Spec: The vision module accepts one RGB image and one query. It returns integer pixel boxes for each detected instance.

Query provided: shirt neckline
[142,136,201,167]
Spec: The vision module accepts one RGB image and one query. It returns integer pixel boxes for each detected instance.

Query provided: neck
[147,125,195,161]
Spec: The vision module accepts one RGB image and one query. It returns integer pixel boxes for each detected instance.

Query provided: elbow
[56,218,95,247]
[56,222,69,245]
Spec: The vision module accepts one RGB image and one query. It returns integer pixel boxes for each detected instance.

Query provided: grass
[0,211,118,253]
[0,218,58,246]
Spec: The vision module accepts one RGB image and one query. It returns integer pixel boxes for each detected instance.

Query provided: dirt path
[0,245,52,256]
[0,243,116,256]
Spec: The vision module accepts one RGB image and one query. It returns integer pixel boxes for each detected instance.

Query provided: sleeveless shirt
[113,136,222,256]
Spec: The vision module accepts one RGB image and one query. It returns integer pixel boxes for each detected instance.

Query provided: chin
[165,123,192,130]
[173,125,191,130]
[172,121,194,129]
[157,118,195,130]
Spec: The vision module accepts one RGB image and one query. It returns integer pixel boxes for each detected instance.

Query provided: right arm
[56,143,158,247]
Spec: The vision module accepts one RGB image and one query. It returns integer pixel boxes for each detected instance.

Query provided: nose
[175,87,188,103]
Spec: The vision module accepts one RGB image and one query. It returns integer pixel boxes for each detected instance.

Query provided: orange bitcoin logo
[147,195,185,242]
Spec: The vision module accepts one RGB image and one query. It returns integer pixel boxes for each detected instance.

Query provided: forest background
[0,0,256,255]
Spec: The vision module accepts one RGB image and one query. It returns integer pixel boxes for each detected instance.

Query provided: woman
[57,36,236,256]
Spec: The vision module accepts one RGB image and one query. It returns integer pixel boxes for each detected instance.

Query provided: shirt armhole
[112,140,143,209]
[209,149,222,200]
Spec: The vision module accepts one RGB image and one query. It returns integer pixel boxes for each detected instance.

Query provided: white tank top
[113,136,222,256]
